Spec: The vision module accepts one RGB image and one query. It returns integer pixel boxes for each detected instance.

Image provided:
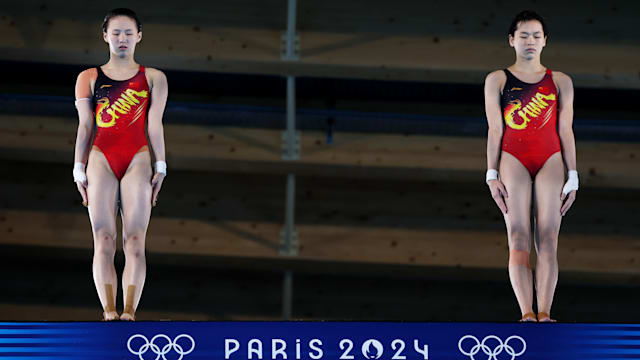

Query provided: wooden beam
[1,114,638,187]
[0,303,242,321]
[1,209,638,275]
[0,13,638,88]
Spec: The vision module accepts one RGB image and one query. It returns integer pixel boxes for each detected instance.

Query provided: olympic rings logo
[127,334,195,360]
[458,335,526,360]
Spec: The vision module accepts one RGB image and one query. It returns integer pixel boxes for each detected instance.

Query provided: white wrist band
[73,162,87,183]
[486,169,499,184]
[562,170,579,195]
[74,98,91,108]
[155,161,167,176]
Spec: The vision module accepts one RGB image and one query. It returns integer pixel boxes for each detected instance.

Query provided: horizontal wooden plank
[0,303,236,321]
[0,10,638,88]
[0,114,638,187]
[1,209,638,275]
[2,221,639,322]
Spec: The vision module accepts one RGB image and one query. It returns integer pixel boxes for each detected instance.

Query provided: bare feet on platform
[103,311,119,321]
[120,312,136,321]
[519,312,537,322]
[537,312,556,322]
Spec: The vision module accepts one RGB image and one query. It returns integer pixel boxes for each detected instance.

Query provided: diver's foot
[537,312,556,322]
[103,310,119,321]
[519,312,537,322]
[120,312,136,321]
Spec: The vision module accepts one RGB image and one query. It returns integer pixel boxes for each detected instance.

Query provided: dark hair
[102,8,142,33]
[508,10,547,37]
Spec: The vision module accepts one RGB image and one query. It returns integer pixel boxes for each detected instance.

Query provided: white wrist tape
[486,169,499,184]
[74,98,91,108]
[73,162,87,183]
[562,170,579,195]
[155,161,167,176]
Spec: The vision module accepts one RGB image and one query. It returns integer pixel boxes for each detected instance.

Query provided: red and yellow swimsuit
[90,65,150,180]
[501,68,561,178]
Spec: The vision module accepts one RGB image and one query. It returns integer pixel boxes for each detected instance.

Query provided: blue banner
[1,322,639,360]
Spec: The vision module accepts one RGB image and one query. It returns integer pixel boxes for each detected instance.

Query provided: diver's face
[103,16,141,58]
[509,20,546,61]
